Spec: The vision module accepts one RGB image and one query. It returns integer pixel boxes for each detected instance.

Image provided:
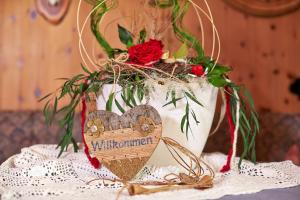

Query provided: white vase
[96,79,218,167]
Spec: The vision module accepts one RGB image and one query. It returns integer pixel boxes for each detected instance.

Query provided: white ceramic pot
[97,79,218,167]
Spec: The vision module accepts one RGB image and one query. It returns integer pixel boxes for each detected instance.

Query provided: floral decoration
[191,65,205,77]
[40,0,259,170]
[128,39,164,65]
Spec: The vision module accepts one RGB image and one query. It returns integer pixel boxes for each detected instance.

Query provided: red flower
[128,39,164,65]
[191,65,205,77]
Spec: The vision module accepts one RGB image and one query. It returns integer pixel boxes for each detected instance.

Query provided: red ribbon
[220,86,235,173]
[81,86,101,169]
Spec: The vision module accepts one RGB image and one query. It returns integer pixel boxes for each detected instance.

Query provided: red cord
[220,86,235,173]
[81,86,101,169]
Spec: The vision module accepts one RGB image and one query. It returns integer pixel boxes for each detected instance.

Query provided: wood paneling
[0,0,299,112]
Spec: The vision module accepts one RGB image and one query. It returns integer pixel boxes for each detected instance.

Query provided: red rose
[191,65,205,77]
[128,39,164,65]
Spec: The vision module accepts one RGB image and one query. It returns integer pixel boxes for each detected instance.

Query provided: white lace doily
[0,145,300,200]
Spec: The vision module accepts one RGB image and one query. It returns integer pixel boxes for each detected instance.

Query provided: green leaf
[138,28,147,43]
[137,85,144,102]
[208,75,228,87]
[135,74,141,82]
[38,93,52,102]
[44,104,51,125]
[81,63,92,74]
[52,97,58,123]
[57,105,70,113]
[106,93,114,111]
[121,94,133,108]
[240,111,251,132]
[173,43,188,59]
[118,24,133,47]
[171,0,204,63]
[79,83,85,94]
[163,97,183,107]
[191,109,200,124]
[57,134,72,157]
[185,118,189,138]
[91,2,114,58]
[71,137,79,152]
[185,103,190,135]
[127,85,137,106]
[70,74,85,83]
[209,65,231,76]
[165,90,170,101]
[149,0,174,8]
[251,111,260,131]
[251,143,257,163]
[171,90,177,107]
[180,114,187,133]
[59,86,69,100]
[243,88,256,110]
[115,98,125,113]
[184,92,203,107]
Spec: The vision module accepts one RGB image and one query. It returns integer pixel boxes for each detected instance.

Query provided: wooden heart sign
[84,105,162,181]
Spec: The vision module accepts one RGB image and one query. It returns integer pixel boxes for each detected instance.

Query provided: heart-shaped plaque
[84,105,162,181]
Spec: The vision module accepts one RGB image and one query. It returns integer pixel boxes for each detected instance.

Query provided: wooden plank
[0,0,299,112]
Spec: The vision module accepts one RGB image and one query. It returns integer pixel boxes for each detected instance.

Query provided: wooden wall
[0,0,299,112]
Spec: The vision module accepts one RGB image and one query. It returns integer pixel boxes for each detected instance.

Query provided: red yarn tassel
[81,89,101,169]
[220,86,235,173]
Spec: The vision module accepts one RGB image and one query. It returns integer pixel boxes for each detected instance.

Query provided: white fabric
[96,79,218,167]
[1,145,300,200]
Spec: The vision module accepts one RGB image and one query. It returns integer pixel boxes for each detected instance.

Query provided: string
[192,3,205,50]
[209,88,226,136]
[87,136,214,197]
[77,0,110,71]
[231,87,240,169]
[81,83,101,169]
[203,0,215,61]
[188,0,221,72]
[220,84,240,172]
[220,86,235,172]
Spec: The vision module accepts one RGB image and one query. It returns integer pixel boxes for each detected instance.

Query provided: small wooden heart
[84,105,162,181]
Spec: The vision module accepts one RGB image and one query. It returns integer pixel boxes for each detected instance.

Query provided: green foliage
[171,0,205,63]
[115,98,125,113]
[184,91,203,107]
[148,0,174,8]
[118,24,134,47]
[163,89,203,138]
[40,0,260,166]
[228,86,260,167]
[106,93,114,111]
[173,43,188,59]
[39,68,114,157]
[90,1,115,58]
[207,64,232,87]
[138,28,147,44]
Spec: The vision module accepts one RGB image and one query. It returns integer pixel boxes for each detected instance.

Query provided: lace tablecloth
[0,145,300,200]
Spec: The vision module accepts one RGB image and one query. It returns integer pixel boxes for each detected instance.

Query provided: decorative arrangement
[40,0,259,186]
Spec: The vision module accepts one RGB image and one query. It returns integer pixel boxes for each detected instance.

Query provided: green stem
[90,1,115,58]
[171,0,205,63]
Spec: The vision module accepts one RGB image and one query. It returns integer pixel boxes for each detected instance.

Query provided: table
[1,145,300,200]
